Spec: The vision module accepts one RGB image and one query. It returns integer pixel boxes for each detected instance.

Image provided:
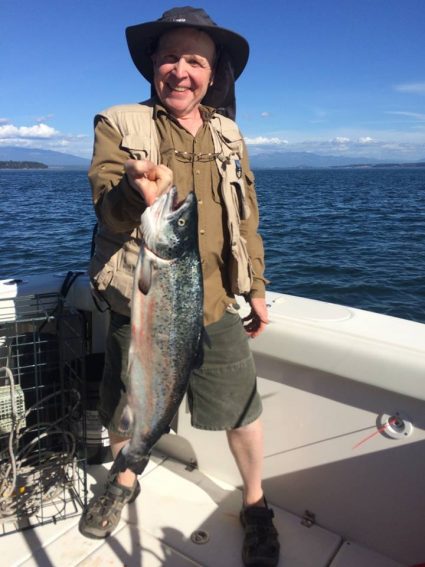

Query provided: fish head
[141,187,197,260]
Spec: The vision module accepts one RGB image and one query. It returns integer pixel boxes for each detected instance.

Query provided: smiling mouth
[168,85,191,93]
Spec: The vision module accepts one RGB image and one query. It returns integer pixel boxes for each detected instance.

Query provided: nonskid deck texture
[3,450,405,567]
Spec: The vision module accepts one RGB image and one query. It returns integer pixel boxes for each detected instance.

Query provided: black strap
[60,270,84,299]
[90,222,98,259]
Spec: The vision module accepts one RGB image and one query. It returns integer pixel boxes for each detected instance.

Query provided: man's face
[152,28,215,119]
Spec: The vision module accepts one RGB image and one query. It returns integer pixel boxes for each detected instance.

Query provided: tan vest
[91,102,253,315]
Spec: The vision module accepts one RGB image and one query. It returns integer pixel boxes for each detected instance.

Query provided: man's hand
[243,297,269,338]
[125,159,173,206]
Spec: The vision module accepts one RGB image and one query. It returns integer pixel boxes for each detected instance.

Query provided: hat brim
[125,20,249,82]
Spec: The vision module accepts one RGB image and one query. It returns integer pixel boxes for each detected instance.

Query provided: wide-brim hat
[125,6,249,82]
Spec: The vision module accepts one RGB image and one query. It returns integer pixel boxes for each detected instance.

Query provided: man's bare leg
[109,431,136,487]
[226,417,265,506]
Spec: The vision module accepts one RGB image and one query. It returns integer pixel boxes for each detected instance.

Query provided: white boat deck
[2,278,423,566]
[3,450,406,567]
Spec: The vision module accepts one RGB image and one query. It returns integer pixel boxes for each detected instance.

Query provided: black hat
[125,6,250,82]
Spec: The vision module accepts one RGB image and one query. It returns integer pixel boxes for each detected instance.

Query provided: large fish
[111,187,203,475]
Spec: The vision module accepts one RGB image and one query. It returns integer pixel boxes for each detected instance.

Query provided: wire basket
[0,290,87,535]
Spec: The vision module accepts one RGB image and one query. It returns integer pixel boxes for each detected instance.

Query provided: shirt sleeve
[239,140,268,298]
[88,115,147,233]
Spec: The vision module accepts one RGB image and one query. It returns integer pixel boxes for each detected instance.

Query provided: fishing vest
[91,101,253,315]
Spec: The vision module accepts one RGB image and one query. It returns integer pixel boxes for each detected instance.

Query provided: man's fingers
[155,164,174,194]
[242,304,268,338]
[125,158,154,178]
[125,160,173,205]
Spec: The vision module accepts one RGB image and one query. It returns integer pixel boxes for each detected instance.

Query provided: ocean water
[1,168,424,324]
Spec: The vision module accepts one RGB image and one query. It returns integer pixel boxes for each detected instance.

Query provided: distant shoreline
[1,159,424,171]
[252,162,425,170]
[330,162,425,170]
[0,160,48,170]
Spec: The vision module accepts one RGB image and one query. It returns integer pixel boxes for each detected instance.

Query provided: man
[79,7,279,566]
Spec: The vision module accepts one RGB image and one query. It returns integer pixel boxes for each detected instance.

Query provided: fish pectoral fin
[118,404,134,434]
[138,252,153,295]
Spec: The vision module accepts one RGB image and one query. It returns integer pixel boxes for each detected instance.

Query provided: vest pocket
[228,237,253,295]
[121,133,150,160]
[89,255,114,292]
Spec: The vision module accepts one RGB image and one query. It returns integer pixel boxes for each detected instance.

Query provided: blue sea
[1,168,424,324]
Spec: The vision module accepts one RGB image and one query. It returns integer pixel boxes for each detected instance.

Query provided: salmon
[111,187,203,475]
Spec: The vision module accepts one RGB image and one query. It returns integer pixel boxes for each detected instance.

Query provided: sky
[1,0,424,161]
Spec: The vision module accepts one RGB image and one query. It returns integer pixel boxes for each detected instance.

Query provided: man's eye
[160,54,178,64]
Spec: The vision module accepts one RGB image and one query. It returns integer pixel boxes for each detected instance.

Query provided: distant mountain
[249,151,385,169]
[0,146,90,168]
[2,145,422,170]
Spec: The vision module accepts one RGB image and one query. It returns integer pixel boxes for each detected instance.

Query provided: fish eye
[178,218,186,227]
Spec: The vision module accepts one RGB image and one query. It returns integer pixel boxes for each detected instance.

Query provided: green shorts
[98,310,262,436]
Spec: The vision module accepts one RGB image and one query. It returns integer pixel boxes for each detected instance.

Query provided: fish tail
[110,447,129,475]
[129,454,150,475]
[110,445,151,476]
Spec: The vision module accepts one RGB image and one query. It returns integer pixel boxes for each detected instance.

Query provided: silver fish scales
[111,187,203,475]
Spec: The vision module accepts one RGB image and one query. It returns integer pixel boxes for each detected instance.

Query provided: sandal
[240,498,280,566]
[79,473,141,539]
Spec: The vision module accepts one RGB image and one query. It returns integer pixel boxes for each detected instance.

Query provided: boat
[1,272,424,566]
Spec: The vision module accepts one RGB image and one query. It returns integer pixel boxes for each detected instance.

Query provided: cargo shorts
[98,310,262,436]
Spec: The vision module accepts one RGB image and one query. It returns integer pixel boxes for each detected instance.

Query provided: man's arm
[88,115,148,232]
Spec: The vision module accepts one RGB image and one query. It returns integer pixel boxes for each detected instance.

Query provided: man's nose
[172,57,189,77]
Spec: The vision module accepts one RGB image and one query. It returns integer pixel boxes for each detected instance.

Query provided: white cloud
[260,112,270,117]
[0,121,92,158]
[245,136,288,145]
[0,123,59,139]
[0,118,10,125]
[386,111,425,121]
[394,82,425,94]
[277,138,424,161]
[56,139,71,147]
[36,114,55,124]
[326,137,352,152]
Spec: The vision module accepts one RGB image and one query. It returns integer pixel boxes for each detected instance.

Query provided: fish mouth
[163,186,194,219]
[141,186,195,262]
[142,186,194,249]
